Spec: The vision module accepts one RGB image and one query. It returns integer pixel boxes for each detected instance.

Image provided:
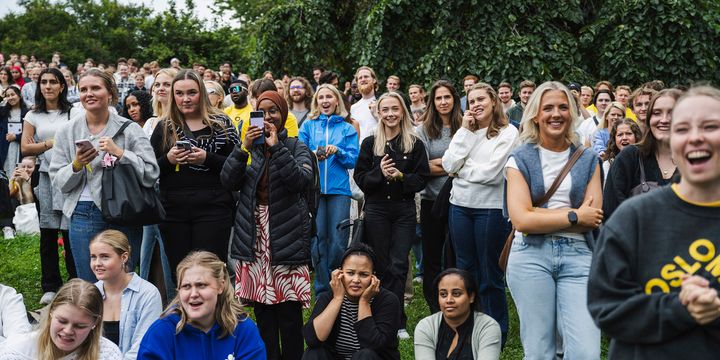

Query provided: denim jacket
[96,273,162,360]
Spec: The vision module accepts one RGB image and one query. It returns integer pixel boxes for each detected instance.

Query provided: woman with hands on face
[298,84,359,297]
[588,86,720,358]
[49,68,159,283]
[302,243,401,360]
[222,90,313,360]
[150,69,240,281]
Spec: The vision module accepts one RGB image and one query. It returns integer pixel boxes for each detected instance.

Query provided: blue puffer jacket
[298,114,359,196]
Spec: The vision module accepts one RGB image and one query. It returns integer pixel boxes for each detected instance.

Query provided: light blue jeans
[70,202,142,282]
[506,234,600,360]
[140,224,175,300]
[312,194,350,295]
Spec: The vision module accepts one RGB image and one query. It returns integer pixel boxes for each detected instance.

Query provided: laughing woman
[49,68,159,282]
[441,83,518,343]
[504,81,603,359]
[588,86,720,358]
[354,92,429,339]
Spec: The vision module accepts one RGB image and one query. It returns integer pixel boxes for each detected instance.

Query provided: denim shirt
[503,143,601,246]
[96,273,162,360]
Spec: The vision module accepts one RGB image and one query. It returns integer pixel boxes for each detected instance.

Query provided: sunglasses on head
[206,88,217,94]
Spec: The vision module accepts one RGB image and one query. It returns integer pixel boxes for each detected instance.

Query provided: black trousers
[420,199,450,314]
[158,187,234,279]
[254,301,304,360]
[302,348,381,360]
[40,228,76,292]
[364,200,415,329]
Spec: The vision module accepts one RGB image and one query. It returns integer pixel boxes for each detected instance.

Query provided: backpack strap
[112,121,133,140]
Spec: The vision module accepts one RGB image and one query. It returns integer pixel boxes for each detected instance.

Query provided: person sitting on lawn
[0,279,122,359]
[302,243,401,360]
[90,229,162,359]
[414,268,501,359]
[0,283,32,344]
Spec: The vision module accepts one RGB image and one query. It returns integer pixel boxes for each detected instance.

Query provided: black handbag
[630,156,661,196]
[431,177,453,220]
[337,204,366,246]
[101,121,165,226]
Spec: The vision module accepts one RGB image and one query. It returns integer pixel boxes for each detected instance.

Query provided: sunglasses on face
[289,85,303,90]
[229,85,246,94]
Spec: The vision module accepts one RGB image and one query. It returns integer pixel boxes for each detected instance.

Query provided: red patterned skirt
[235,204,311,308]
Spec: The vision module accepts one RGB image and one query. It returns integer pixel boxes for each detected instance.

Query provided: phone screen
[249,111,265,145]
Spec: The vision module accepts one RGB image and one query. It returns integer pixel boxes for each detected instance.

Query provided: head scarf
[256,90,288,130]
[11,66,24,88]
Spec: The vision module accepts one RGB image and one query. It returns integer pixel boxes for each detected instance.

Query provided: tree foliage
[247,0,719,88]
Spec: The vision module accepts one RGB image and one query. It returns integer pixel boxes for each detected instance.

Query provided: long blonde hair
[519,81,580,145]
[467,83,509,139]
[151,68,178,117]
[373,92,417,156]
[158,69,226,151]
[37,279,104,360]
[163,251,246,338]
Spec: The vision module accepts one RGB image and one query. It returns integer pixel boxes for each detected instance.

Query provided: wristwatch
[568,211,578,226]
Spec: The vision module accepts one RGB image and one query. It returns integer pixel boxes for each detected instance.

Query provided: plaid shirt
[114,74,134,104]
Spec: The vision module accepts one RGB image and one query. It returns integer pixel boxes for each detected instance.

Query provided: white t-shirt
[505,146,584,240]
[24,108,79,172]
[576,116,599,145]
[350,97,377,143]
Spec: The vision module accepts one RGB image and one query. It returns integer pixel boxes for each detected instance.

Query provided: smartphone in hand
[175,140,192,151]
[75,139,93,152]
[250,111,265,145]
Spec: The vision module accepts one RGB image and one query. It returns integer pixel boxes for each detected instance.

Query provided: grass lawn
[0,234,606,359]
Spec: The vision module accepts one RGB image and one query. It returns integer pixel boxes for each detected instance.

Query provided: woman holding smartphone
[150,69,239,279]
[49,68,159,282]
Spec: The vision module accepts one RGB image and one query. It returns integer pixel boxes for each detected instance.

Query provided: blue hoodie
[298,114,359,196]
[137,313,266,359]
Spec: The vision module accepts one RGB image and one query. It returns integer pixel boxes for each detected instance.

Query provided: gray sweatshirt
[49,112,159,218]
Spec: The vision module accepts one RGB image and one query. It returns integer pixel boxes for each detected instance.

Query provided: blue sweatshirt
[298,114,359,196]
[137,313,266,360]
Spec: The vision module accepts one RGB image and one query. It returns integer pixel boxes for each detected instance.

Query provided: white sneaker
[413,275,423,284]
[397,328,410,340]
[40,292,56,305]
[2,226,14,239]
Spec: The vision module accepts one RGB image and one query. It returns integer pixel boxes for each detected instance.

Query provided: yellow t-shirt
[239,112,298,140]
[587,104,638,122]
[224,104,252,130]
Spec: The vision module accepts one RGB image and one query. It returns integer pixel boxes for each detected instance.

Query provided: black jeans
[255,301,304,360]
[158,187,234,279]
[40,228,76,292]
[364,200,416,329]
[420,199,449,313]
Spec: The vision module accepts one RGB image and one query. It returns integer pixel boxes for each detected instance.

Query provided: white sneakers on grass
[397,329,410,340]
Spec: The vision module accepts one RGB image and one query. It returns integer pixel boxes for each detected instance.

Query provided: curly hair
[605,118,642,162]
[122,90,153,126]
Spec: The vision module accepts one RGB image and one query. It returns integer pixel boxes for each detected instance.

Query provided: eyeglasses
[229,85,246,94]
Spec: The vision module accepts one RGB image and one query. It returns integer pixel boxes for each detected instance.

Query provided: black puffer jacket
[221,130,313,265]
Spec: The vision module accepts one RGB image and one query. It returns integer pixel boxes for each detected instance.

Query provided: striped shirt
[335,296,362,359]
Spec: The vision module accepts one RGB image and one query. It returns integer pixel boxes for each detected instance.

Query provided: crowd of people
[0,50,719,360]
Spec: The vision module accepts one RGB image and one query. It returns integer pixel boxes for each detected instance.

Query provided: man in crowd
[144,60,160,89]
[21,66,40,108]
[350,66,379,142]
[630,86,657,132]
[115,63,134,108]
[506,80,536,126]
[386,75,401,92]
[312,65,324,90]
[497,82,515,113]
[460,74,478,112]
[286,76,313,128]
[224,79,251,130]
[615,85,637,120]
[580,85,594,109]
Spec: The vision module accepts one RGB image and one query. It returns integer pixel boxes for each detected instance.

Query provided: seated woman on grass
[302,243,401,360]
[414,268,501,360]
